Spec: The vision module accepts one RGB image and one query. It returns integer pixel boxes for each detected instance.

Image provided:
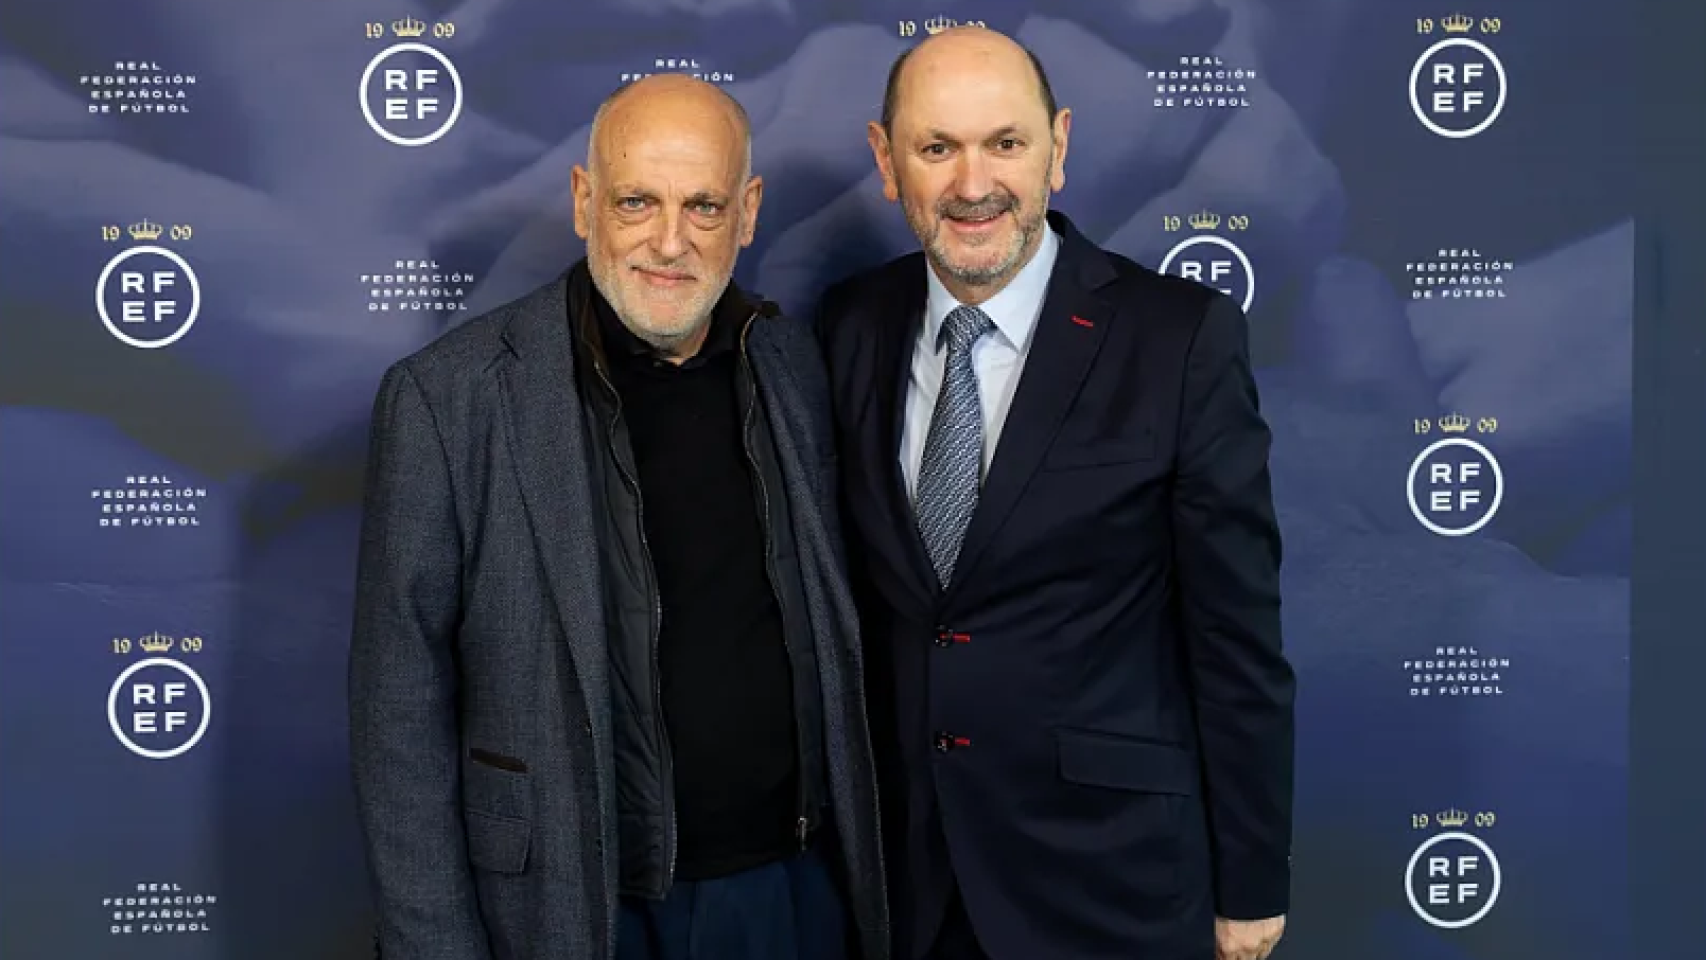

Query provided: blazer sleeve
[348,363,493,960]
[1171,293,1296,921]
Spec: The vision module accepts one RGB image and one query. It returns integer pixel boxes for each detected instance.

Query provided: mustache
[938,192,1017,220]
[627,260,696,278]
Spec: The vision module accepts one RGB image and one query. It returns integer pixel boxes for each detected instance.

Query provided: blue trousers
[616,843,850,960]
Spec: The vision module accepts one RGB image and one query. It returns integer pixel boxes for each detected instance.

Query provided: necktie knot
[938,305,994,356]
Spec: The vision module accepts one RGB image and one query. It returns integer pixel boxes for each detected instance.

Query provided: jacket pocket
[1042,432,1156,470]
[469,747,528,773]
[462,752,531,822]
[464,809,531,875]
[1056,728,1197,796]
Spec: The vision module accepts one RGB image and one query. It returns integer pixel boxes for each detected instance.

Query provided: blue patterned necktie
[915,304,995,587]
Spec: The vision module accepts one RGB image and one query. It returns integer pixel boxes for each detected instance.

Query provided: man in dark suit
[348,74,888,960]
[814,27,1294,960]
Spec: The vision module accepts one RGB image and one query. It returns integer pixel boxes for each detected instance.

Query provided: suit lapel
[873,265,941,598]
[495,272,610,736]
[946,220,1116,598]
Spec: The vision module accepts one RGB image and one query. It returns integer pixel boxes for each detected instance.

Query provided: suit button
[934,731,968,752]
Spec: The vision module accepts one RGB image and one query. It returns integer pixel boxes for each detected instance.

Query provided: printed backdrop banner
[0,1,1633,958]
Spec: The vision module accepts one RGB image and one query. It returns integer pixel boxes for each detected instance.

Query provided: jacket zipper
[738,312,812,851]
[590,356,677,892]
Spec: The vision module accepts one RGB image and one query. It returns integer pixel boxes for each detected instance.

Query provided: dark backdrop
[1,0,1697,957]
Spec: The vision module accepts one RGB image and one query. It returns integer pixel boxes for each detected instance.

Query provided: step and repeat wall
[0,1,1633,957]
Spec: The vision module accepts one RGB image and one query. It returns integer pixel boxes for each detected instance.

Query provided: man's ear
[571,165,593,239]
[867,121,899,202]
[739,175,764,247]
[1049,108,1072,193]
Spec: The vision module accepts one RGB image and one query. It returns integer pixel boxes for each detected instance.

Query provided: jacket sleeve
[348,363,493,959]
[1170,293,1296,921]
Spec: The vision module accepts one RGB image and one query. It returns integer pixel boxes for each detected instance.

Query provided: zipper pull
[796,815,809,849]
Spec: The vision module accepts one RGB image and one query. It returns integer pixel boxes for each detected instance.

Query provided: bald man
[815,28,1293,960]
[350,74,889,960]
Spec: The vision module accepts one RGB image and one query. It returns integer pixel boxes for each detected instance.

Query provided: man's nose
[651,207,690,260]
[952,152,994,200]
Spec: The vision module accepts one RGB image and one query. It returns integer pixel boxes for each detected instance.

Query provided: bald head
[588,74,752,183]
[865,24,1071,305]
[571,73,765,361]
[881,26,1057,134]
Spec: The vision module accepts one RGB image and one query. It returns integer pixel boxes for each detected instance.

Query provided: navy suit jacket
[815,211,1294,960]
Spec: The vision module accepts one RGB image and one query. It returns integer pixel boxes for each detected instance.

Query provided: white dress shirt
[900,225,1062,500]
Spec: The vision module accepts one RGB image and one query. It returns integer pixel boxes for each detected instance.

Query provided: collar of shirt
[922,223,1062,355]
[593,278,745,372]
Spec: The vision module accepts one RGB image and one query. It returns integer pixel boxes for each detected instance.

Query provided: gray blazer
[348,268,889,960]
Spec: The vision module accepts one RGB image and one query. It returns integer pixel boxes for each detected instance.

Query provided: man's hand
[1215,915,1285,960]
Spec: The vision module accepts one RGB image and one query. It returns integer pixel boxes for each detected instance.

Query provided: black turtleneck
[593,291,800,880]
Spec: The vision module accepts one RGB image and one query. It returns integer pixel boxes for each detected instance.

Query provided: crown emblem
[1435,807,1470,827]
[392,17,427,37]
[1441,13,1474,33]
[1438,412,1470,433]
[1188,210,1221,231]
[139,631,175,653]
[127,218,164,241]
[923,15,953,34]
